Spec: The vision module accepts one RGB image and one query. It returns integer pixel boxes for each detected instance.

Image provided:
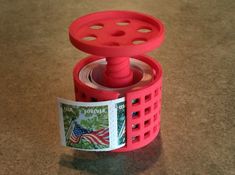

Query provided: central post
[104,57,133,88]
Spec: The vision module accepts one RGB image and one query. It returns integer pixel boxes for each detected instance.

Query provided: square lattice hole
[132,123,140,131]
[145,94,151,102]
[132,98,140,106]
[132,136,140,143]
[132,111,140,118]
[144,131,150,139]
[153,125,158,132]
[154,101,158,109]
[154,114,158,122]
[145,107,151,115]
[144,119,151,127]
[154,89,158,97]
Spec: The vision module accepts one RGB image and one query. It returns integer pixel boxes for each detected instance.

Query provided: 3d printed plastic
[69,10,164,152]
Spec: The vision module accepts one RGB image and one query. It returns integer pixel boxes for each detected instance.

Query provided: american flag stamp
[57,98,126,151]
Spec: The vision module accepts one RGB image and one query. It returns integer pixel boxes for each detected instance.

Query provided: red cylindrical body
[73,55,162,152]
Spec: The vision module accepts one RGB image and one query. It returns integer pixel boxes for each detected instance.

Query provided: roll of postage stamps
[57,97,125,151]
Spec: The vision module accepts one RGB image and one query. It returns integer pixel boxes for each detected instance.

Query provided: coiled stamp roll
[79,58,153,97]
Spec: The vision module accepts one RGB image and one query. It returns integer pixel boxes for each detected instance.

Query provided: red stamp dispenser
[69,11,164,152]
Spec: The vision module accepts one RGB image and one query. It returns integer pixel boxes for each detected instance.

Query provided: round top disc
[69,11,164,57]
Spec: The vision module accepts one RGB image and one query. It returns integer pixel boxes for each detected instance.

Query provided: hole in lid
[111,30,125,37]
[116,20,130,26]
[103,42,120,46]
[90,24,104,29]
[82,35,97,41]
[137,27,152,33]
[132,38,147,45]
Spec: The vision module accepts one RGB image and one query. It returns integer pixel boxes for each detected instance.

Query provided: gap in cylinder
[104,57,134,88]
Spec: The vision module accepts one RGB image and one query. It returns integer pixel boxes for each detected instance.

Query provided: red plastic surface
[70,10,164,152]
[114,55,162,152]
[69,10,164,57]
[73,55,162,152]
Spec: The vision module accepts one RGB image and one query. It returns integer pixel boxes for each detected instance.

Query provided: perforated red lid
[69,11,164,57]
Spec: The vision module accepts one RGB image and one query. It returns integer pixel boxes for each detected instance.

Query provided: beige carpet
[0,0,234,174]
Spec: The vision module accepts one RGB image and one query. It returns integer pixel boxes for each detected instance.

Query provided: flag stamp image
[57,98,126,151]
[59,100,110,150]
